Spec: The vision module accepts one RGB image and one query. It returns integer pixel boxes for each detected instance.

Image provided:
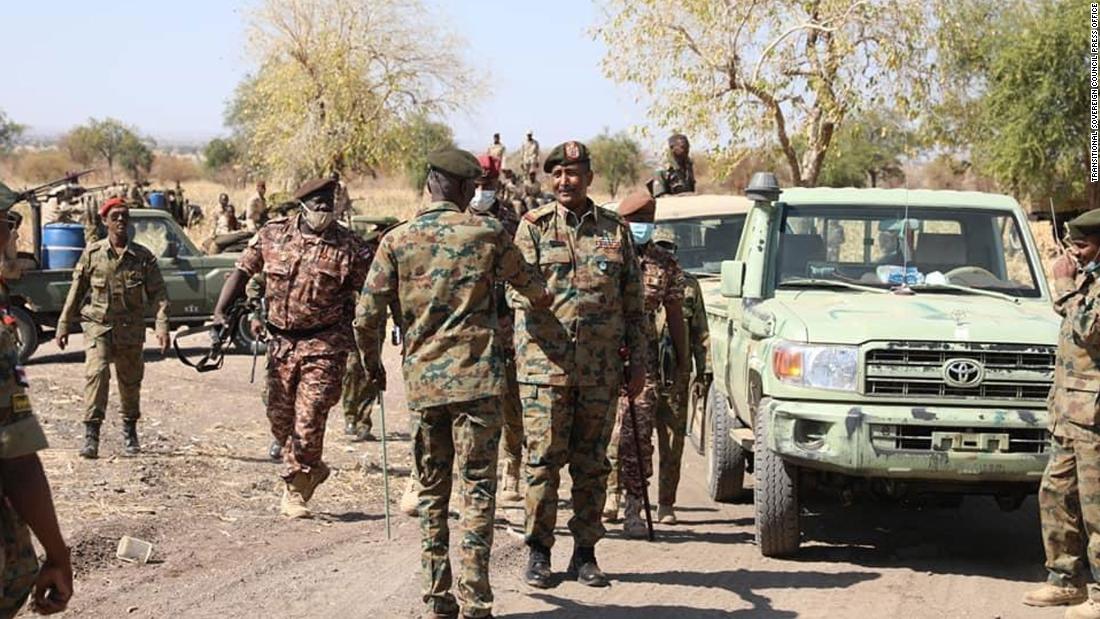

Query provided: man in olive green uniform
[511,141,645,588]
[648,134,696,198]
[354,148,549,619]
[520,130,540,174]
[56,197,170,459]
[1025,210,1100,618]
[0,183,73,616]
[653,228,710,525]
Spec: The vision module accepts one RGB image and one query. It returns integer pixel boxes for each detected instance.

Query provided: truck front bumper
[760,398,1049,483]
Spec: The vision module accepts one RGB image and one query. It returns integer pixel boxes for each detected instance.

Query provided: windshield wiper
[911,283,1021,304]
[779,278,889,294]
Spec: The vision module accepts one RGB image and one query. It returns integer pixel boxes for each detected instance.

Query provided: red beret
[617,190,656,221]
[477,154,501,179]
[99,197,128,218]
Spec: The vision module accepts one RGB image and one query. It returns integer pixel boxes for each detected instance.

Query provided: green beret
[0,182,20,211]
[543,141,590,173]
[427,148,482,180]
[1068,209,1100,239]
[293,177,338,202]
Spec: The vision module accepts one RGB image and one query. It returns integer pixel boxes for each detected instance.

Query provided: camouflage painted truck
[702,174,1060,557]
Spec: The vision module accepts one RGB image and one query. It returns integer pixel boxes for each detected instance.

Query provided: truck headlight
[772,342,859,391]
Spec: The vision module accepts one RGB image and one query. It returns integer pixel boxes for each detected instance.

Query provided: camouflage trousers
[1040,426,1100,598]
[83,325,144,424]
[340,348,378,433]
[500,359,523,468]
[267,341,346,480]
[607,377,658,501]
[0,500,37,617]
[522,383,618,550]
[414,397,501,618]
[655,381,689,506]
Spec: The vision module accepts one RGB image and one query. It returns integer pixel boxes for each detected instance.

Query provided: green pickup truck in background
[700,174,1060,557]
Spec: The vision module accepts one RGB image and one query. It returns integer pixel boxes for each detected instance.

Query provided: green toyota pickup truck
[702,174,1060,557]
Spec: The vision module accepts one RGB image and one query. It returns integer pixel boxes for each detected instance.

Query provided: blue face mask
[1086,261,1100,274]
[630,222,655,245]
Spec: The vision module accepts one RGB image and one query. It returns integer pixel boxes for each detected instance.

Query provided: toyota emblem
[942,358,984,389]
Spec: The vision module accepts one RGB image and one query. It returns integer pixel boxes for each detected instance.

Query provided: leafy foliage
[202,138,238,171]
[390,115,455,192]
[62,118,153,181]
[0,110,24,154]
[589,129,643,198]
[818,110,908,187]
[227,0,473,184]
[595,0,932,186]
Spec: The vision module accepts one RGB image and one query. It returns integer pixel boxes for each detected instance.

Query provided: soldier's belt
[266,321,341,339]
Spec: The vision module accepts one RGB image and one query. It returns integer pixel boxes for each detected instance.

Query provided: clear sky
[0,0,652,154]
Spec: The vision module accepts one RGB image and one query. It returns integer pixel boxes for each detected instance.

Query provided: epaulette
[523,202,556,223]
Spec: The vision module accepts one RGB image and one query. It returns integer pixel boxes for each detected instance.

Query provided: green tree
[589,129,642,198]
[595,0,932,186]
[202,138,238,170]
[389,115,455,191]
[62,118,149,180]
[0,110,24,154]
[227,0,474,184]
[819,110,908,188]
[118,132,155,181]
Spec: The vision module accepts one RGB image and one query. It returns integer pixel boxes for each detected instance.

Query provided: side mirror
[720,260,745,298]
[165,241,180,259]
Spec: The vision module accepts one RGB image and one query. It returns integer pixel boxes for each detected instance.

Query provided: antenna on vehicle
[895,172,915,295]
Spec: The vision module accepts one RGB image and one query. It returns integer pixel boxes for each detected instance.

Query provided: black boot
[567,546,609,587]
[268,440,282,461]
[122,420,140,455]
[524,542,553,589]
[79,423,100,459]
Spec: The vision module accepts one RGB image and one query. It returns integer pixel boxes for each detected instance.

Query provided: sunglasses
[107,212,130,222]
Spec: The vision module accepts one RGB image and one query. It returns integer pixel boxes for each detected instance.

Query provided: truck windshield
[655,215,746,274]
[773,206,1041,298]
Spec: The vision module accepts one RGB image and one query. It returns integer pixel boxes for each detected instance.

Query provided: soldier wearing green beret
[511,140,646,588]
[1025,209,1100,617]
[354,148,550,618]
[0,182,73,616]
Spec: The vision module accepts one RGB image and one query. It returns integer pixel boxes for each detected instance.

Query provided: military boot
[602,491,620,523]
[1066,600,1100,619]
[122,420,141,455]
[622,495,648,539]
[524,543,553,589]
[302,462,330,503]
[499,459,522,502]
[567,546,610,587]
[657,504,678,525]
[79,423,100,459]
[1022,584,1087,607]
[268,440,282,461]
[401,476,421,517]
[280,473,313,519]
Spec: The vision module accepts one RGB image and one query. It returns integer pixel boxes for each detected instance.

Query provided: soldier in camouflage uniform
[470,154,525,502]
[648,134,696,198]
[56,197,171,459]
[341,222,391,442]
[653,228,709,525]
[511,141,646,588]
[1025,210,1100,618]
[354,148,549,619]
[520,130,540,175]
[602,191,687,538]
[0,183,72,616]
[214,177,370,519]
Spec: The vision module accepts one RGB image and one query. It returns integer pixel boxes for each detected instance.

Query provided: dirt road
[23,334,1060,618]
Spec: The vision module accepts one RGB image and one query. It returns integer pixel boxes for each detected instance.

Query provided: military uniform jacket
[237,213,370,356]
[475,201,521,353]
[656,269,708,380]
[510,200,645,386]
[355,201,545,410]
[57,239,169,344]
[651,161,696,197]
[1050,271,1100,437]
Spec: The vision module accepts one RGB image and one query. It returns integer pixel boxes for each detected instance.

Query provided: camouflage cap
[0,182,19,211]
[427,148,482,180]
[293,177,338,202]
[1068,209,1100,239]
[653,226,677,248]
[543,140,590,173]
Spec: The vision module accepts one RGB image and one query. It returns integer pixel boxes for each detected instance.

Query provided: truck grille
[864,342,1054,403]
[870,424,1048,454]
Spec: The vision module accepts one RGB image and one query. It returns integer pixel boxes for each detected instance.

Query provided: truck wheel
[232,312,268,355]
[705,383,745,502]
[9,306,39,364]
[754,397,801,557]
[688,380,707,455]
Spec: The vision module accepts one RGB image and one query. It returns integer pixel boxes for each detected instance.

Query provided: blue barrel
[147,191,166,209]
[42,224,85,270]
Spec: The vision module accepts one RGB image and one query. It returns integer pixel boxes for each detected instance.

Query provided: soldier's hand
[55,334,68,351]
[625,362,645,398]
[158,332,170,355]
[250,319,264,339]
[211,311,227,327]
[1054,253,1078,279]
[31,551,73,615]
[530,289,553,310]
[367,364,387,392]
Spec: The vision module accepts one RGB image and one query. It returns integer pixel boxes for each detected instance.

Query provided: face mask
[1086,261,1100,274]
[469,188,496,212]
[300,200,335,232]
[630,222,655,245]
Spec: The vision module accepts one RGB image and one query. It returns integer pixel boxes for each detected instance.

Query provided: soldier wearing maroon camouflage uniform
[605,190,688,539]
[214,177,370,519]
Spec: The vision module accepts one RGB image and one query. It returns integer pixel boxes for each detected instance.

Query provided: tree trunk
[868,169,878,188]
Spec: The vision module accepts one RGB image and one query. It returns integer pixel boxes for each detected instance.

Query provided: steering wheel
[945,266,1001,287]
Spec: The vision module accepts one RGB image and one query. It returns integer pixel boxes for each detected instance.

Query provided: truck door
[130,217,207,322]
[726,205,774,421]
